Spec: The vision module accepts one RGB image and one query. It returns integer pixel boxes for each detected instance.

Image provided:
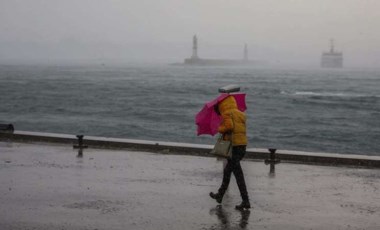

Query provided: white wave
[292,91,379,98]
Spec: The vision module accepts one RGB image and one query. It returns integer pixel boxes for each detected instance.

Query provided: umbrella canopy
[195,93,246,136]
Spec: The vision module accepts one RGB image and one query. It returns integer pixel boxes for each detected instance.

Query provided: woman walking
[209,95,251,210]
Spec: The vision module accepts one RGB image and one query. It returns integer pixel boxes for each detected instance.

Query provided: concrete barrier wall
[1,131,379,168]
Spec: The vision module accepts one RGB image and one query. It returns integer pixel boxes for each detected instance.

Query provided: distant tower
[191,35,199,59]
[329,39,335,53]
[321,39,343,68]
[244,43,248,61]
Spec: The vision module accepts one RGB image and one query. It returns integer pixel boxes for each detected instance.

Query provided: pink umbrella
[195,93,246,136]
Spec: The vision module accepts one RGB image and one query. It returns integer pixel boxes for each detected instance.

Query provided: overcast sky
[1,0,379,67]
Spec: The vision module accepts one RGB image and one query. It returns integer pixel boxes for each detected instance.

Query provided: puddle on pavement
[206,205,251,230]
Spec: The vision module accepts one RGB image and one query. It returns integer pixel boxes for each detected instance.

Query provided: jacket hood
[218,95,237,114]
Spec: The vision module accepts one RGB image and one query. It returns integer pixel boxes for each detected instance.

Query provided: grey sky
[1,0,379,67]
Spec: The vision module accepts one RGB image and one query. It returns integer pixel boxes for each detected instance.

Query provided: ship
[321,39,343,68]
[183,35,253,66]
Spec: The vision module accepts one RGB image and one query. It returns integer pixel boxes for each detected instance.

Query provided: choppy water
[0,64,379,155]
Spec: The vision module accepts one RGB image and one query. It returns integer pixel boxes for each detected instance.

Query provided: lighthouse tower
[244,43,248,61]
[191,35,199,59]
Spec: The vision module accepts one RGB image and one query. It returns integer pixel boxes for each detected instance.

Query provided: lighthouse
[191,35,199,59]
[244,43,248,61]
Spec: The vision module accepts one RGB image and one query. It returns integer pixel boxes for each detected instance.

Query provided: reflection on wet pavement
[0,142,379,230]
[208,205,251,230]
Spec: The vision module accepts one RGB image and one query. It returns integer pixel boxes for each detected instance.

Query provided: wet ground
[0,142,379,230]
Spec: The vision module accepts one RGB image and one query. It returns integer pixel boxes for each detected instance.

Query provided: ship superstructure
[321,39,343,68]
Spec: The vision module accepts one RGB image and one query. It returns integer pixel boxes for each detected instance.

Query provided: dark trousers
[218,145,249,201]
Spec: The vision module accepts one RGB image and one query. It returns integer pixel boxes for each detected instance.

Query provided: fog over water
[1,65,379,155]
[1,0,380,67]
[1,1,380,156]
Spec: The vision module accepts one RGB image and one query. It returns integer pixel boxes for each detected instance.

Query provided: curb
[1,131,379,168]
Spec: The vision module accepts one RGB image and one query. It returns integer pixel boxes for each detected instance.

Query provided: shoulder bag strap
[230,112,234,145]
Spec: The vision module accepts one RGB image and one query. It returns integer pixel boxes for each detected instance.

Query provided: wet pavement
[0,141,379,230]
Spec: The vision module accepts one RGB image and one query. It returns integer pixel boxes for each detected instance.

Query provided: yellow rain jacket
[217,95,247,146]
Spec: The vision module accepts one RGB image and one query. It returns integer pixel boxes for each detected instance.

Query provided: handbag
[210,134,232,158]
[210,112,234,158]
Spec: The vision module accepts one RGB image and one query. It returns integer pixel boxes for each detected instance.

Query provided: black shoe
[209,192,223,204]
[235,200,251,210]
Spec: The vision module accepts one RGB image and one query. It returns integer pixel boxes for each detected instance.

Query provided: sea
[0,64,379,156]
